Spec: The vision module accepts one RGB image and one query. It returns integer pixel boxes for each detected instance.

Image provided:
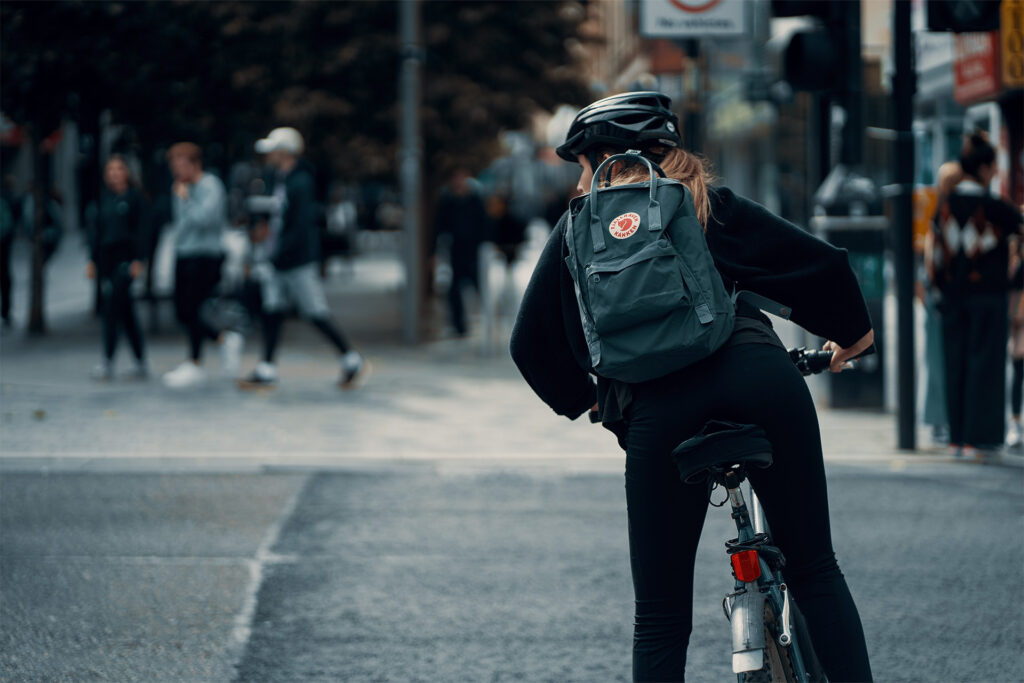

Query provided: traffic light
[771,1,836,17]
[777,26,842,90]
[769,0,845,92]
[926,0,1001,32]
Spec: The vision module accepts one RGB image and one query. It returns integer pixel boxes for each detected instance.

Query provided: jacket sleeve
[510,216,596,419]
[175,178,225,236]
[272,172,315,267]
[708,188,872,348]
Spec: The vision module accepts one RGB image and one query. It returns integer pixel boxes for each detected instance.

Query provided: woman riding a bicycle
[510,92,874,682]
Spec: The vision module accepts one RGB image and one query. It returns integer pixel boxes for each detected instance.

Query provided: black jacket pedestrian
[271,159,321,270]
[932,179,1023,296]
[510,186,873,424]
[434,188,488,277]
[932,179,1023,448]
[88,187,147,275]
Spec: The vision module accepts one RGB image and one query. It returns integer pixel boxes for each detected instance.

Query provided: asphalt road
[2,459,1021,682]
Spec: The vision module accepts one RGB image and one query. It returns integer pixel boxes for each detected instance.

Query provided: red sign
[954,32,1002,105]
[668,0,722,11]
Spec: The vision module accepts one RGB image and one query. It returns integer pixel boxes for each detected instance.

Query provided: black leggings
[260,312,351,363]
[99,264,144,362]
[940,294,1008,447]
[623,342,872,682]
[448,268,479,336]
[174,256,223,361]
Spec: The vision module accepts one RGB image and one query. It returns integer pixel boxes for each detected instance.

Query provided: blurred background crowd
[1,0,1022,450]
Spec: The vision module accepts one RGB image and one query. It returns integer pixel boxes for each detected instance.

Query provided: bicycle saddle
[671,420,773,485]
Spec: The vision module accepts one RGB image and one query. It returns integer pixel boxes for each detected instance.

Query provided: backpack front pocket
[586,239,689,335]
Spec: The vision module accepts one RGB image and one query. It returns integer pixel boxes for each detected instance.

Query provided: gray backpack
[564,152,735,383]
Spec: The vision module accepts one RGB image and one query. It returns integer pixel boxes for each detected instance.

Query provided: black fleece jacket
[272,159,321,270]
[509,186,873,420]
[89,187,147,273]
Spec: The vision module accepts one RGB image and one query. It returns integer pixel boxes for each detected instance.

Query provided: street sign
[1003,0,1024,88]
[953,31,1001,105]
[640,0,746,37]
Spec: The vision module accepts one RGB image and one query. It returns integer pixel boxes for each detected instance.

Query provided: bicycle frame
[720,470,813,682]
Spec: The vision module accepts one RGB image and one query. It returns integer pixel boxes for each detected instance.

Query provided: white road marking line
[227,474,311,678]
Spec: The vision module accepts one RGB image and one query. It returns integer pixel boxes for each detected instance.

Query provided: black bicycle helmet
[555,91,683,163]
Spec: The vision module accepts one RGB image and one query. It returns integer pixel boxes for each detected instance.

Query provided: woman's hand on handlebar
[823,329,874,373]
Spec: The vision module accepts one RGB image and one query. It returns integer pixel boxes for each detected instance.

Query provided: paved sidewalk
[2,226,1019,473]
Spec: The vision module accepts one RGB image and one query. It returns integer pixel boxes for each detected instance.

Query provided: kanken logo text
[609,212,641,239]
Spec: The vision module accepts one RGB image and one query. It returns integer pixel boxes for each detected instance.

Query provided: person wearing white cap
[239,127,368,390]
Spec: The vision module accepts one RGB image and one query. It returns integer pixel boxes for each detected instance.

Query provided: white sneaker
[131,360,150,380]
[338,351,370,389]
[90,361,114,381]
[237,361,278,390]
[1007,421,1023,448]
[220,331,245,378]
[162,361,206,388]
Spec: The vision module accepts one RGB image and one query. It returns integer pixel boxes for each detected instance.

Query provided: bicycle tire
[739,599,825,682]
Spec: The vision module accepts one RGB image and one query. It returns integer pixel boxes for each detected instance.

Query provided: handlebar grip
[804,350,834,375]
[788,347,834,376]
[789,343,876,376]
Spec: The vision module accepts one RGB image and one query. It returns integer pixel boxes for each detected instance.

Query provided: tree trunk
[27,128,49,335]
[78,99,102,318]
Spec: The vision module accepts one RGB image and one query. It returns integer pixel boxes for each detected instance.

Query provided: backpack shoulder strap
[732,289,792,320]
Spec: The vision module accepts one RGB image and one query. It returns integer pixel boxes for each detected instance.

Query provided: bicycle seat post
[719,467,756,543]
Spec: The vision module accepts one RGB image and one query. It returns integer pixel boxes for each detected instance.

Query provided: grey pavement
[2,463,1022,682]
[1,472,305,682]
[2,228,1023,681]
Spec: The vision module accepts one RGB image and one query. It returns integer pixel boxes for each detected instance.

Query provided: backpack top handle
[589,150,667,254]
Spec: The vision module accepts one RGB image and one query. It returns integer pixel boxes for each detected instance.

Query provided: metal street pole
[683,39,702,153]
[399,0,423,344]
[841,0,864,167]
[891,0,916,450]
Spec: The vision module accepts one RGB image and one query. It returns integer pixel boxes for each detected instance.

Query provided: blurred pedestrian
[40,186,64,264]
[434,167,487,337]
[22,184,65,265]
[238,128,367,390]
[162,142,244,388]
[487,189,528,321]
[921,161,962,444]
[488,190,527,270]
[1007,236,1024,447]
[931,132,1024,456]
[85,155,149,380]
[0,177,16,329]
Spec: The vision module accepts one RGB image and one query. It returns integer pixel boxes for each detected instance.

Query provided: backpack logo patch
[609,212,640,239]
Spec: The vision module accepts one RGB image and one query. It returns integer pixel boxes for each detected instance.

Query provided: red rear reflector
[731,550,761,582]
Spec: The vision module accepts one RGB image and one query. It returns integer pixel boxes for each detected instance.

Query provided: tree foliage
[1,0,592,181]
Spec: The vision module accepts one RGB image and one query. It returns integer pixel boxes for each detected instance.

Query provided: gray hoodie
[172,173,226,257]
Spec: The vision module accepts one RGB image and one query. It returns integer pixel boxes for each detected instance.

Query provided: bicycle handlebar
[788,344,876,376]
[788,347,833,376]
